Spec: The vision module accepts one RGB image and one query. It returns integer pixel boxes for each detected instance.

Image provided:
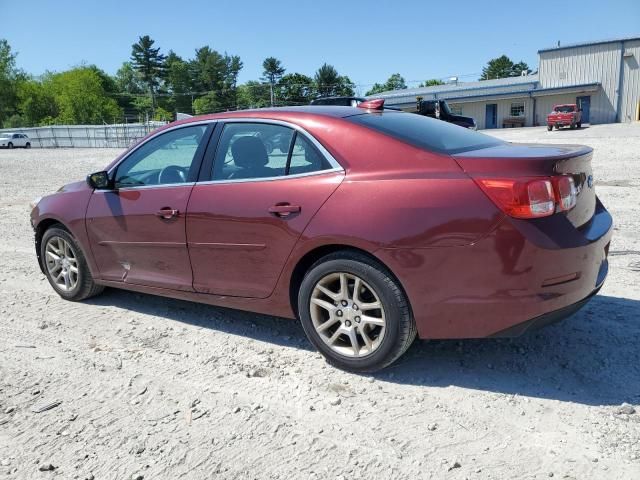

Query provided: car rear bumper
[489,277,604,337]
[376,199,612,339]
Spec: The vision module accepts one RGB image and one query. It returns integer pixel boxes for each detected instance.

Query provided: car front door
[186,121,344,298]
[86,123,212,291]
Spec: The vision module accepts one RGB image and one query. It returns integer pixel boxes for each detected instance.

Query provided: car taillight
[475,176,576,219]
[553,175,577,211]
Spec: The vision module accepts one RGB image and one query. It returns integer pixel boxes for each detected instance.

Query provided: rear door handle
[268,203,301,217]
[155,207,179,219]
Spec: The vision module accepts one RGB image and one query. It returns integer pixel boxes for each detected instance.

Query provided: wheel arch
[34,217,70,273]
[288,243,411,318]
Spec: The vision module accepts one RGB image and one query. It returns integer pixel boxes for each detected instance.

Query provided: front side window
[212,123,333,180]
[510,102,525,117]
[349,111,503,155]
[115,125,207,188]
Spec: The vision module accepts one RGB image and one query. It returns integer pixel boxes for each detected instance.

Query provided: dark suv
[310,97,366,107]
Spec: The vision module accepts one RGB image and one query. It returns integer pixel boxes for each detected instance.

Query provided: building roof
[538,35,640,53]
[367,74,539,100]
[367,74,540,105]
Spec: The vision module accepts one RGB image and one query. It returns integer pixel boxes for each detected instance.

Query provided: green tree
[480,55,531,80]
[193,93,221,114]
[17,77,57,126]
[366,73,407,95]
[164,51,194,114]
[512,61,532,77]
[0,39,24,127]
[277,73,315,105]
[223,54,243,109]
[313,64,354,97]
[130,35,166,111]
[236,81,271,109]
[261,57,285,106]
[115,61,144,94]
[49,67,121,124]
[190,46,242,111]
[114,61,146,121]
[314,63,339,97]
[191,46,226,92]
[419,78,445,87]
[334,75,355,97]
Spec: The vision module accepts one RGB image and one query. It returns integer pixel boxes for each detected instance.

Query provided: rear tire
[41,227,104,301]
[577,122,582,129]
[297,251,416,372]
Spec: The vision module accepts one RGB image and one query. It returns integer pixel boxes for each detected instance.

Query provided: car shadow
[88,291,640,406]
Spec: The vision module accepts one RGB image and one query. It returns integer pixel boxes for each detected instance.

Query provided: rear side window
[348,112,503,154]
[288,134,332,175]
[212,122,334,180]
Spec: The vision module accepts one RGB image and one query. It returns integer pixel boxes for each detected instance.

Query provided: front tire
[25,142,31,148]
[7,142,13,149]
[298,252,416,372]
[41,227,104,301]
[547,125,553,131]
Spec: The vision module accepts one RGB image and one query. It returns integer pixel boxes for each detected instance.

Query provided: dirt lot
[1,123,639,479]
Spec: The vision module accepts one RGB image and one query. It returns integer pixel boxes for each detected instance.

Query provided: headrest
[231,136,268,169]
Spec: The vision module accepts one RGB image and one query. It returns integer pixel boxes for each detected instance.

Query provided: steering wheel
[158,165,187,184]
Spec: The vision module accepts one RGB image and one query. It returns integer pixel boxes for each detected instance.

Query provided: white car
[0,133,31,149]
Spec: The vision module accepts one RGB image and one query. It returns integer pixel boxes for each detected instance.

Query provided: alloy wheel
[310,272,386,357]
[44,236,79,292]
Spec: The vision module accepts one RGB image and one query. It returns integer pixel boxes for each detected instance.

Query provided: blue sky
[3,0,639,94]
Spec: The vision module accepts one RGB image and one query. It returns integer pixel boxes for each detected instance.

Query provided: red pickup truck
[547,104,582,131]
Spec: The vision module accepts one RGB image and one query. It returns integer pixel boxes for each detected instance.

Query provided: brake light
[553,175,577,211]
[358,98,385,110]
[476,175,579,219]
[475,178,556,219]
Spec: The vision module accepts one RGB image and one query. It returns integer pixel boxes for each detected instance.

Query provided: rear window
[348,112,502,154]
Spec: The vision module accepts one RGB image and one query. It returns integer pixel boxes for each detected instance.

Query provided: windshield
[348,111,502,154]
[554,105,575,113]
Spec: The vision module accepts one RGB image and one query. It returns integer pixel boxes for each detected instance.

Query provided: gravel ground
[0,123,639,479]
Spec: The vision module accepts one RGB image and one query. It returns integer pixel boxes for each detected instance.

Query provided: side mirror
[86,171,112,190]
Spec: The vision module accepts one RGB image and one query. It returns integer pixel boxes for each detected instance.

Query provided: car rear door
[85,123,213,291]
[186,120,344,298]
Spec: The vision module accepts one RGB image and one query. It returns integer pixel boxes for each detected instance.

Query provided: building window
[449,104,463,116]
[510,102,525,117]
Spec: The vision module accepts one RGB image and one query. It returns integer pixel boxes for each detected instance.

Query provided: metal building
[369,35,640,129]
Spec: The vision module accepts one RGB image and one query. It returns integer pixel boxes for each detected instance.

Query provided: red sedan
[30,102,612,371]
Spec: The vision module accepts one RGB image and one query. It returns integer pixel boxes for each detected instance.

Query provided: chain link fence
[0,122,167,148]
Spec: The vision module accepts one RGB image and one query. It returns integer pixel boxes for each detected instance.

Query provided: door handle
[155,207,179,219]
[268,203,301,217]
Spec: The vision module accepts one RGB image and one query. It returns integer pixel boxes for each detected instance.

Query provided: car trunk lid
[453,143,596,227]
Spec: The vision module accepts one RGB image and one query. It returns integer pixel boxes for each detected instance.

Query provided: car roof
[161,106,387,132]
[194,106,365,120]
